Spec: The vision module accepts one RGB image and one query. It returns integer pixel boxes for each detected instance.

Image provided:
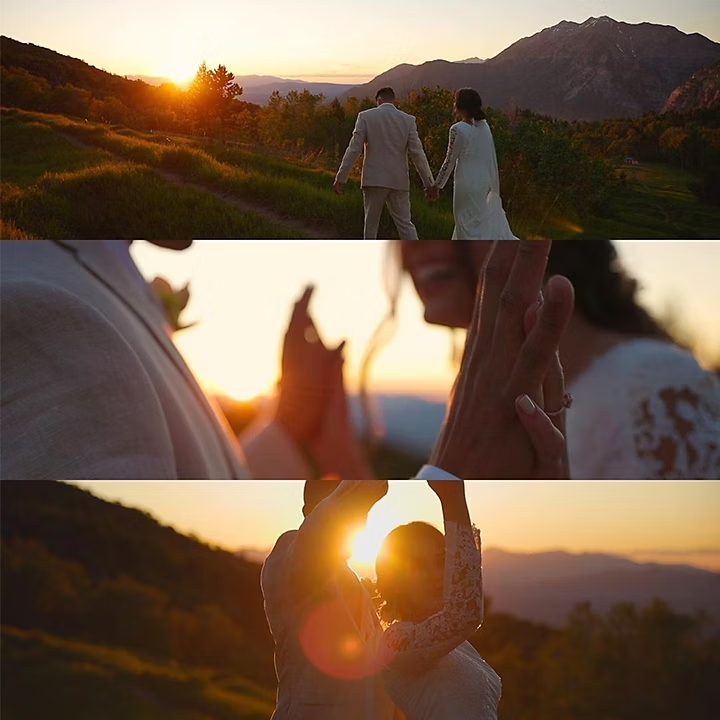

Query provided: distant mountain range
[3,16,719,120]
[238,545,720,629]
[348,394,445,455]
[345,16,720,119]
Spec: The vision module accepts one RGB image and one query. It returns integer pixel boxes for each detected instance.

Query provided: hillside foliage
[2,481,719,719]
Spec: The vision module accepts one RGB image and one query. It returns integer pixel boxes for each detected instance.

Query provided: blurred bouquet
[149,276,197,333]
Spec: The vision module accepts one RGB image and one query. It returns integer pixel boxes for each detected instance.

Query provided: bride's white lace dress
[567,339,720,479]
[375,522,502,719]
[433,120,518,240]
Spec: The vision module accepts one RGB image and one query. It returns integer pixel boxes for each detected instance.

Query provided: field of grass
[2,625,276,720]
[0,110,308,239]
[580,163,720,239]
[3,107,719,239]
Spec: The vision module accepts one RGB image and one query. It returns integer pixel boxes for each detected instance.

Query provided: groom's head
[303,478,342,516]
[375,87,395,105]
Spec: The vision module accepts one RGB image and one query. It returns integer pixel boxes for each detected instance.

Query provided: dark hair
[376,522,444,623]
[546,240,670,338]
[455,88,486,122]
[375,87,396,102]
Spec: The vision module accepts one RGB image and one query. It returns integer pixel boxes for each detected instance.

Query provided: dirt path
[59,131,338,239]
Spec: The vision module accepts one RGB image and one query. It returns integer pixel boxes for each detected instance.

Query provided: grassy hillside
[4,107,719,239]
[581,162,720,238]
[0,109,310,239]
[2,626,275,720]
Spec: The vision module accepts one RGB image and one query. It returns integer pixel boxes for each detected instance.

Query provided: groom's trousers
[363,186,419,240]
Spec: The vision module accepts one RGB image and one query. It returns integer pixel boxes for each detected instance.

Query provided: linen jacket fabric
[335,103,434,192]
[0,240,305,480]
[261,480,396,720]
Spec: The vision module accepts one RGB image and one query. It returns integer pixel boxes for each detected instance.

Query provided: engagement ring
[547,393,573,417]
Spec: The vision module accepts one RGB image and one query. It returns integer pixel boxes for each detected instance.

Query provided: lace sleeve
[632,380,720,479]
[378,522,483,672]
[434,125,464,189]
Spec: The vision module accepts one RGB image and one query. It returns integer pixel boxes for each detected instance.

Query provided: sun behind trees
[185,62,242,136]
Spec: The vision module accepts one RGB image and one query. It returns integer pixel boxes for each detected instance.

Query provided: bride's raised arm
[377,479,483,672]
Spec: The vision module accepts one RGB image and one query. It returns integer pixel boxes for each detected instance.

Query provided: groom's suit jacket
[261,480,396,720]
[335,102,433,192]
[0,240,305,480]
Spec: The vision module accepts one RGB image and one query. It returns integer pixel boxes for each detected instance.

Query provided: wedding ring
[304,326,320,344]
[546,393,573,417]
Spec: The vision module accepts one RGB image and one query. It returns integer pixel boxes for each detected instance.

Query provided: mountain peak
[581,16,616,28]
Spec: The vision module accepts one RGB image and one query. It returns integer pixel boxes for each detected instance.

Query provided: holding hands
[277,241,574,484]
[276,285,373,480]
[430,240,574,480]
[275,286,344,445]
[425,186,440,202]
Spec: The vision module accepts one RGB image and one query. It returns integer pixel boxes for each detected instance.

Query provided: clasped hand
[430,240,574,480]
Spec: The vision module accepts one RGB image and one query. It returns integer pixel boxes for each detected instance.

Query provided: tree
[185,62,242,135]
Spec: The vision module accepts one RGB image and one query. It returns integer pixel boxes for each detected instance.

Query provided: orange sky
[129,240,720,402]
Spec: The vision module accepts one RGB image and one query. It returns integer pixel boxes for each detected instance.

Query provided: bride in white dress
[430,89,518,240]
[372,479,503,720]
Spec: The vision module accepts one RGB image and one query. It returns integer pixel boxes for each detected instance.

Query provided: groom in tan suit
[334,87,434,240]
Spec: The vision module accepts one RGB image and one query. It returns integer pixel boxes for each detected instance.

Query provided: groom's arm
[407,118,434,188]
[335,113,367,184]
[290,480,387,595]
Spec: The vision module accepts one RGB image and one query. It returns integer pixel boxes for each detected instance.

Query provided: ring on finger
[546,392,573,417]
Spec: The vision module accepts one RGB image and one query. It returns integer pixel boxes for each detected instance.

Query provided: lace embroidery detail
[434,125,463,189]
[633,382,720,478]
[567,340,720,479]
[379,522,483,671]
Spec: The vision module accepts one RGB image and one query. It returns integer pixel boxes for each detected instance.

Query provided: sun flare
[349,515,399,572]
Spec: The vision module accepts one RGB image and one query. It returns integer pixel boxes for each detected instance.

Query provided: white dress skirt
[433,120,518,240]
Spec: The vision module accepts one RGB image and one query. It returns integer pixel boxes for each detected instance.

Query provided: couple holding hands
[333,87,518,241]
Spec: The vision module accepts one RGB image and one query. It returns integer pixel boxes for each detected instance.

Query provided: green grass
[1,109,308,239]
[1,113,112,187]
[4,107,719,239]
[1,625,276,720]
[578,163,720,239]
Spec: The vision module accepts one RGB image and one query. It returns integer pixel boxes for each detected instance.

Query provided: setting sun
[159,55,201,88]
[349,513,402,575]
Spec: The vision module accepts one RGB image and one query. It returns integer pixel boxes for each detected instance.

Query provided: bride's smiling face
[401,241,494,329]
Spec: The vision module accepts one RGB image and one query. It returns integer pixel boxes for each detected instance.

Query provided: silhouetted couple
[334,87,517,240]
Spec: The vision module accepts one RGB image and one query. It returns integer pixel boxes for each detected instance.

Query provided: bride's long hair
[455,88,487,122]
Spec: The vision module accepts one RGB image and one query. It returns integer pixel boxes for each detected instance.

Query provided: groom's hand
[275,286,342,445]
[333,181,345,195]
[429,240,574,480]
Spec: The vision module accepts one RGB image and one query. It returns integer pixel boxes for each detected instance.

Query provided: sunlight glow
[349,511,404,574]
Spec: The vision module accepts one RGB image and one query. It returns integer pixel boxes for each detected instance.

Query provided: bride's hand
[429,241,575,480]
[514,357,570,480]
[514,293,571,479]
